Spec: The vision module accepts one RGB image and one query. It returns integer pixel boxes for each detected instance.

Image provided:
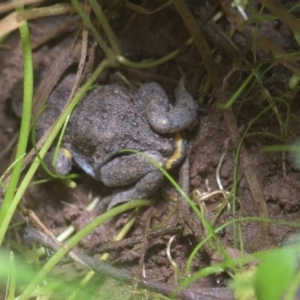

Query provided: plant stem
[88,0,121,55]
[71,0,116,61]
[118,37,193,68]
[0,3,33,246]
[16,200,151,300]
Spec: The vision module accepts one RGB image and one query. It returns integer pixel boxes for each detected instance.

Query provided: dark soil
[1,0,300,299]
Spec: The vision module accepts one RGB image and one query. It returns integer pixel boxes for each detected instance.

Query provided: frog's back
[65,84,174,168]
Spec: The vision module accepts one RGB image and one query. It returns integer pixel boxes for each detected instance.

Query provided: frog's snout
[44,147,73,176]
[55,148,73,176]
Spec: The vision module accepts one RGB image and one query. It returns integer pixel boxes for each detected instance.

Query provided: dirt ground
[1,0,300,299]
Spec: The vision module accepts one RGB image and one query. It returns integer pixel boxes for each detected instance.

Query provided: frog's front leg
[139,81,197,134]
[98,151,165,210]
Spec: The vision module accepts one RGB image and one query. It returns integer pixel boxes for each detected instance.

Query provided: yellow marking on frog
[165,132,184,170]
[61,148,73,159]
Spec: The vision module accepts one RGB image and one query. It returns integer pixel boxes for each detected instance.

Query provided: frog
[34,73,198,209]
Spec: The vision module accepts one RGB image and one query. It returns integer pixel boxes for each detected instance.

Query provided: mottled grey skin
[36,74,197,209]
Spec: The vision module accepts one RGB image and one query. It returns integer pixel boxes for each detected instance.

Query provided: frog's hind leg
[138,81,197,134]
[98,151,165,210]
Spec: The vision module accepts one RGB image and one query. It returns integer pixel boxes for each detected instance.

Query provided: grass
[1,0,300,299]
[0,1,33,245]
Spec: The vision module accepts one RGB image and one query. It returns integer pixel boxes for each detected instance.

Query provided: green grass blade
[0,4,33,246]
